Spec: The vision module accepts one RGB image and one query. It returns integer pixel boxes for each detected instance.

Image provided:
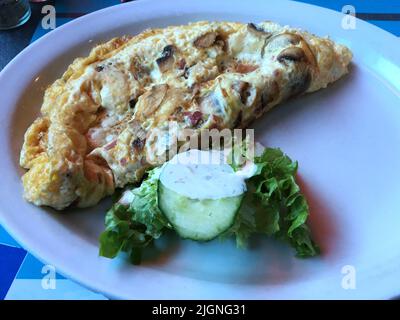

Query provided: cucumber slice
[158,181,243,241]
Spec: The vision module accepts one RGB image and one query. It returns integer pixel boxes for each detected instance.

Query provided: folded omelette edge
[19,21,352,210]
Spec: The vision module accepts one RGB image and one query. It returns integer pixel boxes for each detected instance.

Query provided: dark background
[0,1,56,70]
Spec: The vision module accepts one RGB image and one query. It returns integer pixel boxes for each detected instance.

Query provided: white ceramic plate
[1,0,400,299]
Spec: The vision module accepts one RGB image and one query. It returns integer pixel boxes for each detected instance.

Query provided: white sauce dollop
[160,149,255,200]
[118,190,135,205]
[235,160,258,179]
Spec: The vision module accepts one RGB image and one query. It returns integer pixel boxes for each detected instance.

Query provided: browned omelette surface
[20,21,352,209]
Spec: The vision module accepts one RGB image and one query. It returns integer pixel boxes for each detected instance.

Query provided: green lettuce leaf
[100,145,319,264]
[225,147,319,257]
[99,167,171,264]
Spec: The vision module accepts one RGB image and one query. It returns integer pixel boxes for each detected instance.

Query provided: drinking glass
[0,0,31,30]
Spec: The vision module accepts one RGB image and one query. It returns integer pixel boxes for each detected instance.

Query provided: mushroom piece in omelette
[20,21,352,210]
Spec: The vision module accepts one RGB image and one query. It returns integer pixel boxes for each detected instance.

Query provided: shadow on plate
[109,178,340,286]
[296,175,339,259]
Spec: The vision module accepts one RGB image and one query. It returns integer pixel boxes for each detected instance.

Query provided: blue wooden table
[0,0,399,300]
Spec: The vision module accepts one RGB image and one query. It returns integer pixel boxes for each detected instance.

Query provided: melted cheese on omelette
[20,21,352,209]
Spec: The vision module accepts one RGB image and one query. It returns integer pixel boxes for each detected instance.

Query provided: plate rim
[1,0,400,299]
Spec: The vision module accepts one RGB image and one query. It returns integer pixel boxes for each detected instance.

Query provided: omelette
[20,21,352,210]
